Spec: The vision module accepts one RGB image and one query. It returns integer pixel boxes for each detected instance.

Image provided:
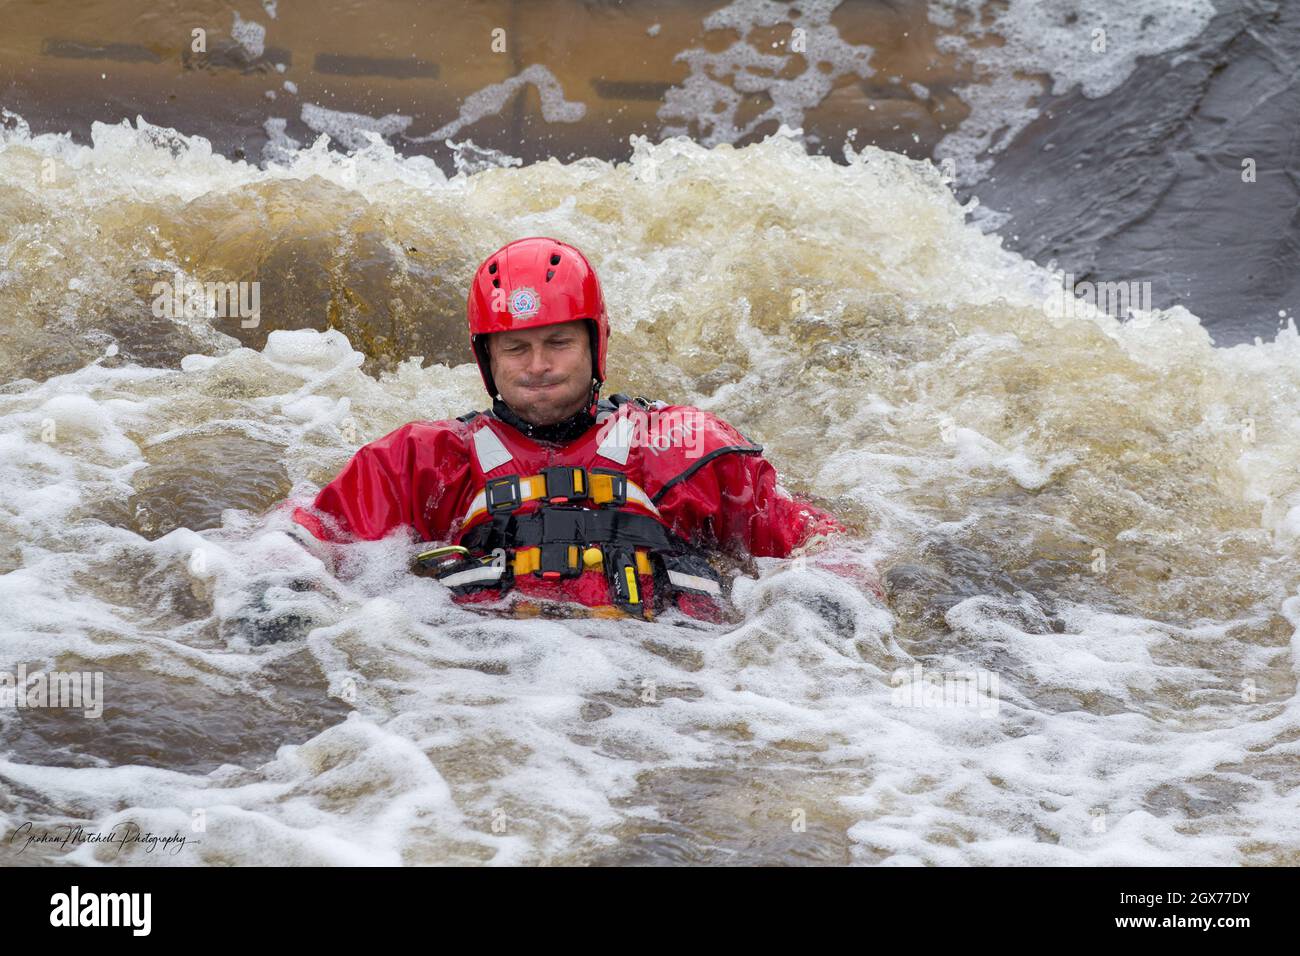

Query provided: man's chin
[519,408,567,426]
[504,396,582,427]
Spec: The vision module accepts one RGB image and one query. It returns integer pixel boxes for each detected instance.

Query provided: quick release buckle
[538,543,583,579]
[485,474,522,513]
[541,466,587,503]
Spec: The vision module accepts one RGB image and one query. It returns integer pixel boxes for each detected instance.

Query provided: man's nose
[523,346,551,376]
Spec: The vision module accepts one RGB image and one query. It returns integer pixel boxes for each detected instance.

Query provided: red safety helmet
[466,237,610,398]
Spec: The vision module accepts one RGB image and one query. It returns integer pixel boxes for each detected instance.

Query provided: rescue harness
[412,400,728,619]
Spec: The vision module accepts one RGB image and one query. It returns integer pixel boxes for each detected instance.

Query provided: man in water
[282,236,876,624]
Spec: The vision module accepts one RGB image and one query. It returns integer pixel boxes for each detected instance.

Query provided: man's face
[489,320,593,426]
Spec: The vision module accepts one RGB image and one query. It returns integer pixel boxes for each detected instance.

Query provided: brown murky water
[2,1,1298,866]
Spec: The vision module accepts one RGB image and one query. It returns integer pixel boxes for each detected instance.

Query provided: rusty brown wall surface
[0,0,970,167]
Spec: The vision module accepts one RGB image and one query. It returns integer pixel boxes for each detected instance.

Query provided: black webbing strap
[649,443,763,505]
[460,507,686,554]
[457,506,725,615]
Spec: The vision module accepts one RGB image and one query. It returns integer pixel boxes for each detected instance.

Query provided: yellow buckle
[512,547,541,576]
[510,547,651,580]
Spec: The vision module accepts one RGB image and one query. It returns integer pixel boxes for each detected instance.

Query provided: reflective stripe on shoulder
[666,569,721,596]
[624,482,660,517]
[472,422,514,473]
[595,410,636,465]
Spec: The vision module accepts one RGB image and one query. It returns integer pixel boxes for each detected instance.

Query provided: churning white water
[1,115,1297,864]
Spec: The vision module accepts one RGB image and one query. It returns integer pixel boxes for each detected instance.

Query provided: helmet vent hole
[550,253,561,265]
[492,277,500,288]
[488,262,497,274]
[546,269,555,281]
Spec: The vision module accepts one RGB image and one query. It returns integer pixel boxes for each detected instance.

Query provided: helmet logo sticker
[508,287,540,318]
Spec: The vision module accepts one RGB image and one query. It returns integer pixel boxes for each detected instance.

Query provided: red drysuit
[288,398,851,618]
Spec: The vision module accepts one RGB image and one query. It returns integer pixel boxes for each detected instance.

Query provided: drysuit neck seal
[492,385,599,445]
